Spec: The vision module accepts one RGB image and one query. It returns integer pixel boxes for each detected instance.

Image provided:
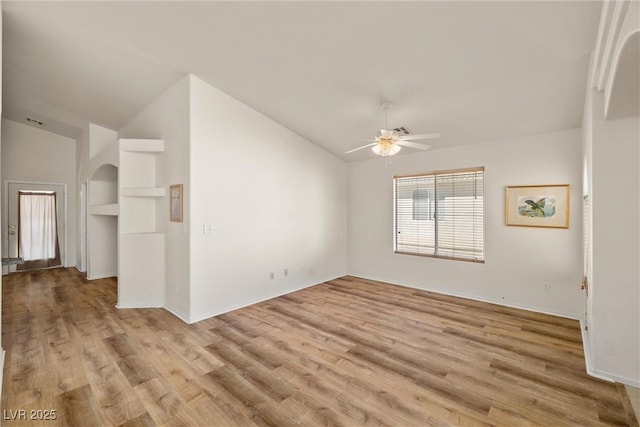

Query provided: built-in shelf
[89,203,119,216]
[88,162,118,280]
[120,138,165,153]
[118,138,166,309]
[120,187,165,197]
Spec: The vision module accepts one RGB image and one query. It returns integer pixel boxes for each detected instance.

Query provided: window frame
[393,167,485,264]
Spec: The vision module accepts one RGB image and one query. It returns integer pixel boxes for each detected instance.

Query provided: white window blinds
[394,168,484,263]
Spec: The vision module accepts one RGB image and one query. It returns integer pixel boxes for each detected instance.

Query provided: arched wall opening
[605,30,639,119]
[87,163,118,280]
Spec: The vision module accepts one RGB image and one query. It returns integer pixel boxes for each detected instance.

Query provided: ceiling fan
[345,101,440,157]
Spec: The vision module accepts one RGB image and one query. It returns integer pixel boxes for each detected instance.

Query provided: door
[6,182,66,273]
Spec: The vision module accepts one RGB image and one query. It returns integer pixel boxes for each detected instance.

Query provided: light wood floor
[1,268,637,426]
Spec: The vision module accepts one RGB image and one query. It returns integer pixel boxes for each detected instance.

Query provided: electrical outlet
[269,272,275,280]
[284,269,288,277]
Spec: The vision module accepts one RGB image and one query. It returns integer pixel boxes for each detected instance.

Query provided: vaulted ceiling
[2,1,602,161]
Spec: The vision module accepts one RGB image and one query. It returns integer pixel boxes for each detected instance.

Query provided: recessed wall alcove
[87,163,118,279]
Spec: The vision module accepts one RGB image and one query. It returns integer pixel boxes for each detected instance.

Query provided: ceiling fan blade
[398,133,440,141]
[398,141,431,150]
[344,142,378,154]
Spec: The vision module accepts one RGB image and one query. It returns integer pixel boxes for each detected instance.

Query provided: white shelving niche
[87,163,118,279]
[118,138,166,308]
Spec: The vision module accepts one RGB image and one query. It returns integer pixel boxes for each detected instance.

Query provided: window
[394,167,484,262]
[412,189,432,220]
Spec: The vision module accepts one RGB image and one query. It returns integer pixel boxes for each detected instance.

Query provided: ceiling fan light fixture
[379,129,395,138]
[372,140,401,157]
[343,101,439,157]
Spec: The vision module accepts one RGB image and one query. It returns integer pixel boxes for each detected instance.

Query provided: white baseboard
[87,272,118,281]
[610,374,640,388]
[187,274,343,324]
[587,366,640,387]
[348,275,640,386]
[164,304,190,323]
[349,274,580,320]
[579,323,640,387]
[115,303,163,309]
[579,320,616,384]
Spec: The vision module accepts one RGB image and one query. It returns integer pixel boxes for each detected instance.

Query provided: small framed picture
[505,184,570,228]
[170,184,183,223]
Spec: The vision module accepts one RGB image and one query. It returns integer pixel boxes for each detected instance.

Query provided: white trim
[349,274,581,320]
[592,0,614,88]
[597,0,629,91]
[164,304,190,323]
[115,303,163,309]
[64,186,69,267]
[187,275,344,324]
[87,272,117,280]
[580,321,640,387]
[601,373,640,388]
[351,275,640,387]
[579,319,611,382]
[79,180,88,272]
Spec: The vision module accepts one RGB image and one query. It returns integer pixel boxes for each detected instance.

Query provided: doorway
[4,181,67,273]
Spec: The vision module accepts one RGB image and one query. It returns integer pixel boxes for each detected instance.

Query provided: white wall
[582,56,596,362]
[189,75,347,322]
[87,215,117,279]
[1,118,77,268]
[581,0,640,387]
[75,127,89,270]
[604,1,639,118]
[118,75,191,319]
[78,124,119,185]
[348,128,583,318]
[89,123,118,160]
[75,124,119,279]
[586,87,640,387]
[592,107,640,386]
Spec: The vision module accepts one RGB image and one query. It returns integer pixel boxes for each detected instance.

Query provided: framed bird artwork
[505,184,570,228]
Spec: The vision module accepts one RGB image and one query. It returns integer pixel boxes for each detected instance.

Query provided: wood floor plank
[55,384,107,427]
[2,269,636,426]
[132,376,190,425]
[203,366,293,427]
[185,392,258,427]
[118,411,156,427]
[42,339,89,395]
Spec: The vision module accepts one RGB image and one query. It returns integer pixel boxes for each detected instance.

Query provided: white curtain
[19,194,57,261]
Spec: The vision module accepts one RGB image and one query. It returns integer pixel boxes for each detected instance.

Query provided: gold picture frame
[170,184,183,223]
[505,184,570,228]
